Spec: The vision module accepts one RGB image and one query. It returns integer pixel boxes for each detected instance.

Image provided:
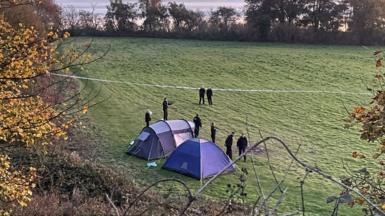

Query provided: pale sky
[55,0,246,14]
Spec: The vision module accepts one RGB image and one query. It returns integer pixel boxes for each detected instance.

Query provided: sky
[55,0,246,15]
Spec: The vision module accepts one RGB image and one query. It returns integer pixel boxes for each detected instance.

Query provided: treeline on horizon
[62,0,385,45]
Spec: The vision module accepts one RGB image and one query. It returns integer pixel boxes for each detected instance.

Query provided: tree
[61,6,80,31]
[168,2,203,32]
[279,0,308,24]
[0,0,103,212]
[139,0,169,32]
[1,15,68,148]
[302,0,348,32]
[105,2,138,32]
[168,2,187,31]
[0,17,60,214]
[246,0,307,37]
[78,10,95,30]
[209,7,239,32]
[61,5,102,34]
[246,0,274,40]
[0,0,61,34]
[347,0,385,42]
[184,10,204,32]
[346,50,385,214]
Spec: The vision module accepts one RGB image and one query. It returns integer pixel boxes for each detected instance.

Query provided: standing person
[145,110,152,127]
[199,87,205,105]
[225,132,235,159]
[207,88,213,106]
[237,134,248,162]
[210,122,217,143]
[193,114,202,138]
[162,98,169,120]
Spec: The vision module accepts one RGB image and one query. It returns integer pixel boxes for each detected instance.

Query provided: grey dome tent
[128,120,195,160]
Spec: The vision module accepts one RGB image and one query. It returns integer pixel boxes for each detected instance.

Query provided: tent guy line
[51,73,372,96]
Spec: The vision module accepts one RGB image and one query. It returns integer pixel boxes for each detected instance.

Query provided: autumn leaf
[376,59,383,68]
[352,151,366,159]
[63,31,70,39]
[82,105,89,114]
[353,106,365,114]
[356,198,365,205]
[0,155,36,212]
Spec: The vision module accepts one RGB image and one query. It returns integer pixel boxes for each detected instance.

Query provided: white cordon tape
[51,73,371,96]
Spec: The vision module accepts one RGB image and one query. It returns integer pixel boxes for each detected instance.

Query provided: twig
[215,187,244,216]
[245,117,267,213]
[256,180,285,215]
[246,115,266,216]
[300,172,310,216]
[270,188,288,215]
[257,129,283,193]
[300,183,305,216]
[106,193,121,216]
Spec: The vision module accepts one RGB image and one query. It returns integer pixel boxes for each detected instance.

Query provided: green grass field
[74,37,378,215]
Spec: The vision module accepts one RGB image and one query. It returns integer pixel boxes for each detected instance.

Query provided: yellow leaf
[63,32,71,39]
[82,105,89,114]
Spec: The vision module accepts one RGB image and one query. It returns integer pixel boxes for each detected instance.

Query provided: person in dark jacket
[210,122,217,143]
[193,114,202,138]
[145,110,152,127]
[237,134,248,162]
[199,87,205,105]
[207,88,213,106]
[162,98,169,120]
[225,132,235,159]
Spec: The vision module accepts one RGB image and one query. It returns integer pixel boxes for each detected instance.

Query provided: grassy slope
[76,37,376,215]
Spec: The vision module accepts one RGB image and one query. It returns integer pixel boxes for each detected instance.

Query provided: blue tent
[162,139,235,179]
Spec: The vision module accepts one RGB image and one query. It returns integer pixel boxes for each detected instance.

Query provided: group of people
[145,97,171,127]
[199,87,214,106]
[160,87,213,124]
[192,115,248,161]
[143,88,248,162]
[225,132,248,161]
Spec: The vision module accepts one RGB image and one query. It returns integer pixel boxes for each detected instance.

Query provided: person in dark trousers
[210,122,217,143]
[225,132,235,159]
[193,114,202,138]
[145,110,152,127]
[207,88,213,106]
[237,134,248,162]
[162,98,169,120]
[199,87,205,105]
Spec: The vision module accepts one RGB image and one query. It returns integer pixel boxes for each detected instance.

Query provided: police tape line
[51,73,371,96]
